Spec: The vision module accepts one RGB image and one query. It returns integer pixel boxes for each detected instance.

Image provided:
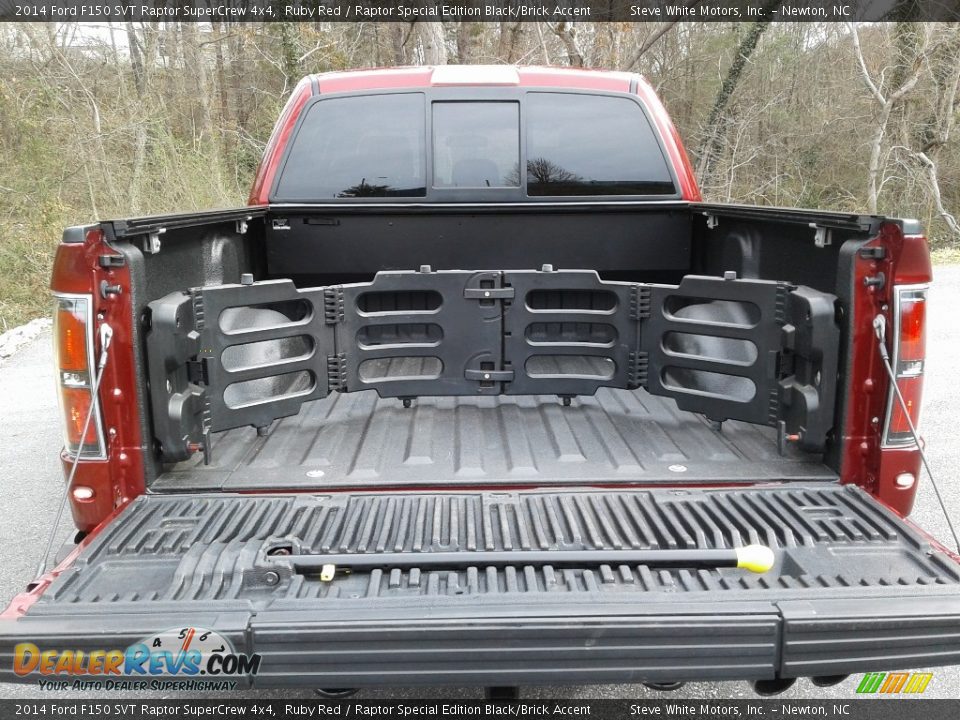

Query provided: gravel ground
[0,267,958,701]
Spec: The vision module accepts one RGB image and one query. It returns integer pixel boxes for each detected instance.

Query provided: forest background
[1,19,958,327]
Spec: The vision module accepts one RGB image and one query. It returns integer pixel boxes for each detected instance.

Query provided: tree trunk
[696,17,773,184]
[553,21,584,67]
[230,24,251,134]
[912,151,960,236]
[278,22,302,91]
[125,22,146,100]
[848,22,926,214]
[496,22,511,61]
[211,20,232,157]
[181,22,213,145]
[499,22,524,63]
[416,22,447,65]
[457,22,483,63]
[866,106,892,213]
[389,23,407,65]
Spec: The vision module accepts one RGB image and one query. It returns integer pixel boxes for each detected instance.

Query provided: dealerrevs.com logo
[856,672,933,694]
[13,627,261,691]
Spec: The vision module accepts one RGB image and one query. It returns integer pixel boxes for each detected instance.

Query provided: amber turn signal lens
[54,298,90,375]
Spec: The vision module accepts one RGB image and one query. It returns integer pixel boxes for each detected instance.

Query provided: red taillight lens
[897,291,926,371]
[888,374,923,436]
[52,295,104,458]
[884,286,928,446]
[60,386,100,448]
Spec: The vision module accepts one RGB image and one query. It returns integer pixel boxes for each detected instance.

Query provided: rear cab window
[525,94,675,196]
[275,94,426,200]
[272,91,676,201]
[432,102,520,188]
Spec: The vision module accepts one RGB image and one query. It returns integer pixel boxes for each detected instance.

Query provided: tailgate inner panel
[33,485,960,610]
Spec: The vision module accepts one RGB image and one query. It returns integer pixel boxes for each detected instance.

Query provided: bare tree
[907,25,960,236]
[181,22,214,144]
[697,16,774,183]
[415,22,447,65]
[848,22,927,213]
[624,3,704,70]
[210,21,232,156]
[125,22,147,100]
[497,22,524,63]
[552,21,584,67]
[457,22,483,63]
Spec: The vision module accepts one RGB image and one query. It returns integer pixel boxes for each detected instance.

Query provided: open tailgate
[2,485,960,687]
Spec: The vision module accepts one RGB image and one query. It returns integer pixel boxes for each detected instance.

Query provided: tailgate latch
[463,287,514,300]
[465,368,514,383]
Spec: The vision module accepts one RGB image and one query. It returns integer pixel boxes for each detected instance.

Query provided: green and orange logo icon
[856,672,933,694]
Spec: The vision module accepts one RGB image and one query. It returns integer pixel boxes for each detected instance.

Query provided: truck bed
[154,387,836,491]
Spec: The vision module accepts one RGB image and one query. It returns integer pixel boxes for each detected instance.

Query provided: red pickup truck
[1,66,957,693]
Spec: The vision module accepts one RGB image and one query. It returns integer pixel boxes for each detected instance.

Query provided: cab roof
[308,65,638,94]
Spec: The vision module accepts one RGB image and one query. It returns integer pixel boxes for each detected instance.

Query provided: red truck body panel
[49,229,146,532]
[841,227,932,515]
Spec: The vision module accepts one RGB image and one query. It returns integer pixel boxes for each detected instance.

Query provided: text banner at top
[2,0,960,23]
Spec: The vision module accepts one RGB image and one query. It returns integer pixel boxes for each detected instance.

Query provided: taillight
[52,295,105,458]
[883,285,928,446]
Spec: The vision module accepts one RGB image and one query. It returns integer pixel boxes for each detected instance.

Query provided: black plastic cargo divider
[146,279,336,462]
[641,276,789,428]
[640,276,840,451]
[335,270,504,397]
[502,269,640,396]
[146,269,839,463]
[195,280,335,431]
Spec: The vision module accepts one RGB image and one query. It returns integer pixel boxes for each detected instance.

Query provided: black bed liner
[2,485,959,687]
[154,387,836,490]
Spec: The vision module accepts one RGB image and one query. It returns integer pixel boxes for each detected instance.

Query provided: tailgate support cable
[874,315,960,553]
[35,323,113,578]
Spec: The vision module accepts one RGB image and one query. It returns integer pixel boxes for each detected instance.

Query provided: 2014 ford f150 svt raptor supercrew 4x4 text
[1,66,958,692]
